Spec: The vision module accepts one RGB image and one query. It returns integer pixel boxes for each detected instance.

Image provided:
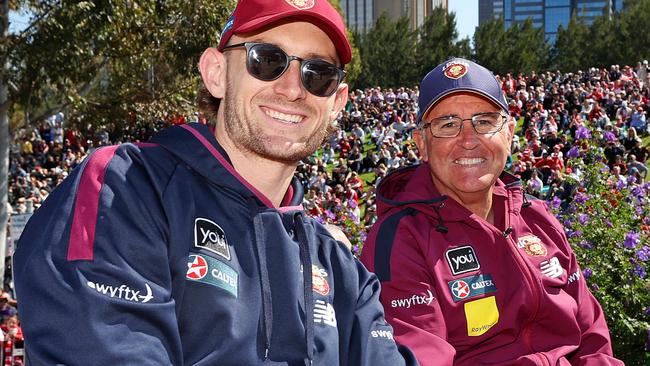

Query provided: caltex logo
[451,280,470,299]
[187,254,208,280]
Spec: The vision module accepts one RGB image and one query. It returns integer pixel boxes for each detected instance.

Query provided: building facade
[342,0,448,33]
[478,0,624,44]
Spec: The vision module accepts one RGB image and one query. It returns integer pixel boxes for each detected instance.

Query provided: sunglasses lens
[247,44,288,81]
[302,60,342,97]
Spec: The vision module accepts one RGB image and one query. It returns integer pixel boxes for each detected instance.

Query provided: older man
[14,1,418,365]
[361,58,622,365]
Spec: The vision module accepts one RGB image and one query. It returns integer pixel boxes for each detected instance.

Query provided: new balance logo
[314,300,337,328]
[390,290,435,308]
[87,281,154,303]
[541,257,564,279]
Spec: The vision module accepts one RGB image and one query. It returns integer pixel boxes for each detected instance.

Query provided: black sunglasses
[221,42,346,97]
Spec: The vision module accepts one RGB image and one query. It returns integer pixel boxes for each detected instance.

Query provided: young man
[361,58,623,366]
[13,1,418,365]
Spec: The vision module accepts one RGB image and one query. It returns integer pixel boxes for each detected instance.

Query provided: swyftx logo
[391,290,435,308]
[87,280,154,303]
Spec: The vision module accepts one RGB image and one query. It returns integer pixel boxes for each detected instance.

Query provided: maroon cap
[218,0,351,65]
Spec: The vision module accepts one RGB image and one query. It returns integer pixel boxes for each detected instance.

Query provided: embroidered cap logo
[285,0,315,9]
[443,61,469,80]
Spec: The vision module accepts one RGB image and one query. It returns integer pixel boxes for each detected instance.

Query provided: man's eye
[440,121,458,129]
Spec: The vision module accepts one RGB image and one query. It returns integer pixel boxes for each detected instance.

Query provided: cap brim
[418,89,508,123]
[226,11,351,64]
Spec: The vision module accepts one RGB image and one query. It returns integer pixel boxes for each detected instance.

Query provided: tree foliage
[356,12,417,89]
[474,18,549,76]
[415,8,469,80]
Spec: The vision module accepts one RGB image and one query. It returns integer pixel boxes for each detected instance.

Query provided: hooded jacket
[14,123,417,366]
[360,164,622,366]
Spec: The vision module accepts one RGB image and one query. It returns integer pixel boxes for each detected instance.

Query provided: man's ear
[199,47,227,99]
[329,83,349,121]
[413,128,428,163]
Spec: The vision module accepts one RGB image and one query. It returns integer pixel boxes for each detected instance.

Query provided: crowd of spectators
[4,61,650,355]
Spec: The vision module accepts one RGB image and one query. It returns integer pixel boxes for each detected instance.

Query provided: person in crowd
[360,58,622,366]
[13,1,418,365]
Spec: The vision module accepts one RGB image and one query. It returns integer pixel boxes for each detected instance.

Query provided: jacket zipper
[500,194,543,356]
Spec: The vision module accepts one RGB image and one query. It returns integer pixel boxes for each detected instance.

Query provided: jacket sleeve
[346,258,420,366]
[14,145,181,366]
[540,206,623,366]
[360,214,455,366]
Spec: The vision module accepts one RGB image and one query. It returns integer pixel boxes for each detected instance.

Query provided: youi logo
[446,245,481,276]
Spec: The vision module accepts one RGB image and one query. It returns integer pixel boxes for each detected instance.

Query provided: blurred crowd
[4,61,650,349]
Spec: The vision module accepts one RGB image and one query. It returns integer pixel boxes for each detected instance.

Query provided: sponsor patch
[541,256,564,279]
[302,264,331,296]
[446,245,480,275]
[370,328,394,340]
[390,290,435,308]
[194,217,231,261]
[186,254,238,297]
[448,274,497,302]
[443,60,469,79]
[464,296,499,336]
[567,269,580,284]
[314,300,337,328]
[285,0,315,10]
[517,234,548,257]
[87,280,154,303]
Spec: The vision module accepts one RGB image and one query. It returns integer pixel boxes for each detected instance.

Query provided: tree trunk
[0,0,11,285]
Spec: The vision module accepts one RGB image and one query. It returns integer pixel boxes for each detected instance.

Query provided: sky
[448,0,479,41]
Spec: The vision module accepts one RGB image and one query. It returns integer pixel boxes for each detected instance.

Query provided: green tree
[552,16,592,71]
[1,1,232,276]
[415,8,469,79]
[473,17,509,74]
[357,12,417,88]
[506,19,550,75]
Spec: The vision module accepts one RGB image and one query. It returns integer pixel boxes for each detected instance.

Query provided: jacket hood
[376,164,526,226]
[150,123,304,209]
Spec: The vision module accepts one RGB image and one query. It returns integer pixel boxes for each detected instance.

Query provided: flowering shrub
[548,129,650,363]
[313,199,368,257]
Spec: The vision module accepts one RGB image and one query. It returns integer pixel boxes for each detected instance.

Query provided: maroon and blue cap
[217,0,352,65]
[416,58,508,125]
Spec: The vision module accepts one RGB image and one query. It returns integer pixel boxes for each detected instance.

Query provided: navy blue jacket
[14,123,417,366]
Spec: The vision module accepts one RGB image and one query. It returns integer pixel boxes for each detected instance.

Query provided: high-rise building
[478,0,625,44]
[342,0,448,33]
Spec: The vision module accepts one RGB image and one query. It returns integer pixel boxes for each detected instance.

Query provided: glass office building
[478,0,624,44]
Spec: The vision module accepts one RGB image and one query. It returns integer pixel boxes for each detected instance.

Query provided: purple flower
[576,126,592,140]
[627,174,637,185]
[352,245,360,254]
[624,232,641,249]
[578,213,588,225]
[603,131,617,142]
[325,209,336,220]
[349,212,359,224]
[616,178,627,190]
[634,264,647,279]
[564,219,573,228]
[646,306,650,316]
[632,186,645,197]
[591,283,599,291]
[315,216,326,225]
[549,196,562,209]
[637,246,650,262]
[359,231,368,243]
[566,146,580,158]
[574,192,588,204]
[568,230,583,238]
[583,268,593,278]
[348,199,358,209]
[606,220,613,228]
[636,206,644,216]
[578,240,594,249]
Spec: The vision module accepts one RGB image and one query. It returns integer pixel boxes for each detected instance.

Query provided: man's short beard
[221,78,337,164]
